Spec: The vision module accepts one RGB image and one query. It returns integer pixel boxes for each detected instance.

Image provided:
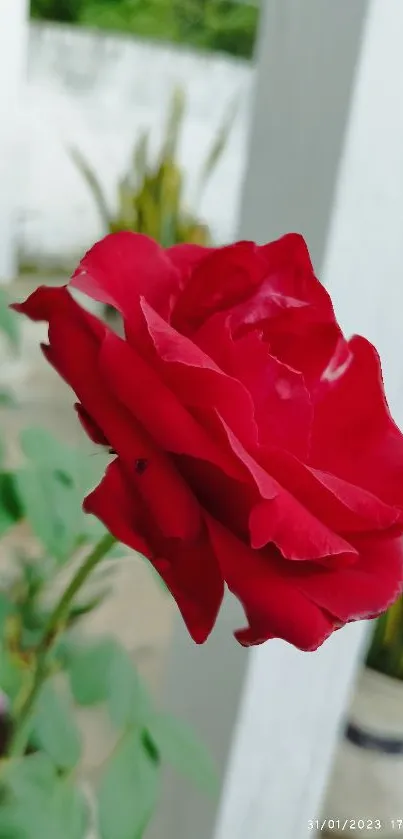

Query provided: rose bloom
[15,233,403,649]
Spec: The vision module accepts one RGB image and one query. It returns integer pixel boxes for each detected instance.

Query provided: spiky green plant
[71,87,236,250]
[366,598,403,680]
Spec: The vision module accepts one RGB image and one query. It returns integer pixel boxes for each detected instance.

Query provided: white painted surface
[214,0,403,837]
[324,0,403,428]
[214,626,369,839]
[20,23,253,262]
[0,0,28,281]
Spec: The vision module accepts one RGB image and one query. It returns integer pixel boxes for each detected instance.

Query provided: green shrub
[202,1,258,58]
[30,0,83,23]
[79,0,178,42]
[30,0,259,59]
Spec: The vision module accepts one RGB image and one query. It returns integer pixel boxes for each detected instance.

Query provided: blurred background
[21,0,257,268]
[2,1,403,839]
[2,0,258,699]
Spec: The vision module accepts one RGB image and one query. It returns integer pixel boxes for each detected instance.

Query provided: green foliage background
[30,0,258,59]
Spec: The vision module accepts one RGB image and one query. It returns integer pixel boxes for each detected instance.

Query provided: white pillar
[0,0,28,282]
[152,4,373,839]
[214,629,369,839]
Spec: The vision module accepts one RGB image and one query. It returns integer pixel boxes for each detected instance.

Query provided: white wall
[323,0,403,428]
[20,23,253,264]
[0,0,28,280]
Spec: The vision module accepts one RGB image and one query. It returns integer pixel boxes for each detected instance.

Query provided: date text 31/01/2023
[309,819,403,831]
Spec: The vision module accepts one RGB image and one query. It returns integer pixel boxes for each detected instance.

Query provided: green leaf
[146,713,218,795]
[98,728,159,839]
[31,681,82,770]
[68,638,117,706]
[15,467,73,560]
[2,753,87,839]
[108,644,150,729]
[197,97,237,200]
[0,472,24,537]
[48,781,88,839]
[70,145,112,232]
[16,427,105,561]
[132,129,149,188]
[0,753,56,838]
[67,638,151,727]
[20,427,78,474]
[4,752,57,798]
[0,645,25,703]
[0,809,23,839]
[0,388,18,407]
[0,288,19,349]
[161,87,185,161]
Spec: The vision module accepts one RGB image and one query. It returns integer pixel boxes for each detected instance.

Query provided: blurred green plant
[0,299,218,837]
[0,290,19,352]
[30,0,83,23]
[30,0,259,59]
[71,87,236,250]
[0,425,217,838]
[366,598,403,680]
[0,288,19,407]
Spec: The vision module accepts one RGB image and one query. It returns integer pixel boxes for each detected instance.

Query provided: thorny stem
[8,532,117,758]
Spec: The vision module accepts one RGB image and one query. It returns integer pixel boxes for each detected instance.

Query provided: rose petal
[18,286,201,543]
[84,460,150,556]
[141,297,259,449]
[223,234,345,388]
[99,330,243,481]
[206,517,335,649]
[174,453,256,541]
[12,284,75,322]
[259,233,335,320]
[217,418,278,499]
[150,536,224,644]
[86,460,224,643]
[267,322,349,394]
[71,232,180,321]
[312,335,403,508]
[226,233,335,338]
[197,317,313,458]
[250,498,356,565]
[260,446,403,535]
[171,241,267,335]
[219,420,357,564]
[311,467,403,531]
[295,533,403,622]
[166,243,214,276]
[74,403,109,446]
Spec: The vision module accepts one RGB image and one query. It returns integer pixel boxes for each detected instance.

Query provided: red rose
[15,232,403,649]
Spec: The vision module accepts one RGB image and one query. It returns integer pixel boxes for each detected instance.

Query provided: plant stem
[8,532,117,758]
